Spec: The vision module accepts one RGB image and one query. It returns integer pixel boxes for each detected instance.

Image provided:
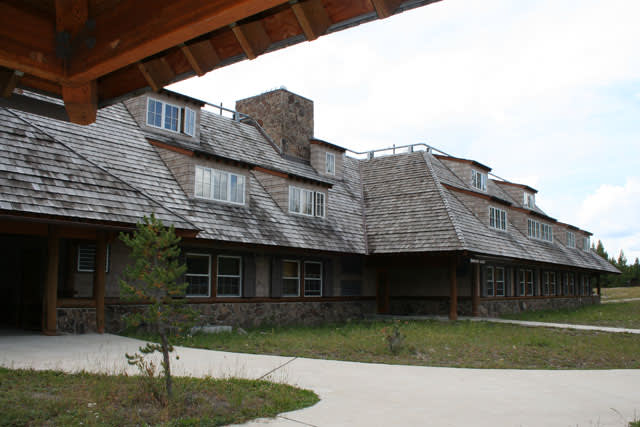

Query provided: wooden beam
[449,257,458,320]
[472,263,480,317]
[137,57,175,92]
[44,226,60,335]
[290,0,331,41]
[0,68,22,98]
[180,40,221,77]
[68,0,287,82]
[93,231,107,334]
[371,0,403,18]
[62,80,97,125]
[55,0,89,36]
[231,20,272,60]
[0,93,71,122]
[0,3,64,82]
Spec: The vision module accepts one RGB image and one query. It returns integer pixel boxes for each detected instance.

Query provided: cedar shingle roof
[0,92,618,273]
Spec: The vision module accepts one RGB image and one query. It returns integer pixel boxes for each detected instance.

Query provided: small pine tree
[119,214,197,403]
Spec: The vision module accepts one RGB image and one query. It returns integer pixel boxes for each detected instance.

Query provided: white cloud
[578,178,640,262]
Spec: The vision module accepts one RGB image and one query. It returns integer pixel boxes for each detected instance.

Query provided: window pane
[315,192,325,217]
[147,99,163,127]
[283,261,299,278]
[217,276,240,296]
[229,174,245,204]
[186,275,209,296]
[164,104,179,131]
[185,108,196,136]
[218,256,240,276]
[326,152,335,174]
[187,255,209,275]
[283,278,299,296]
[304,279,322,296]
[213,170,228,201]
[305,262,321,278]
[303,190,313,215]
[289,187,300,213]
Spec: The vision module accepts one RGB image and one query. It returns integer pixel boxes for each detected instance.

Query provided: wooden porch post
[472,262,480,317]
[44,226,59,335]
[93,231,107,334]
[596,274,601,297]
[449,257,458,320]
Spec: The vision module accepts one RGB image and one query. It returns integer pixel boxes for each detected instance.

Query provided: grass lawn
[602,286,640,301]
[0,367,318,426]
[126,319,640,370]
[502,300,640,330]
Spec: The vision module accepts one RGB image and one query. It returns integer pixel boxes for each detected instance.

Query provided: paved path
[1,333,639,427]
[376,314,640,334]
[602,297,640,304]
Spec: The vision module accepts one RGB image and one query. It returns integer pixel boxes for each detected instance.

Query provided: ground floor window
[283,260,300,296]
[543,271,556,296]
[185,253,210,297]
[486,267,494,297]
[303,261,322,297]
[217,255,242,297]
[581,275,591,296]
[519,270,534,296]
[567,273,575,295]
[77,243,110,273]
[495,267,505,296]
[486,266,506,297]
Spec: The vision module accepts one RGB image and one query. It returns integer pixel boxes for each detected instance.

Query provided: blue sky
[170,0,640,263]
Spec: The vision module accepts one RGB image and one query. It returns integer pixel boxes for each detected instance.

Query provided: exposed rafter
[231,21,272,60]
[290,0,331,41]
[62,81,97,125]
[180,40,221,77]
[370,0,404,18]
[137,57,175,92]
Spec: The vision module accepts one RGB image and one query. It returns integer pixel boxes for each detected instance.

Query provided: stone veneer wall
[57,308,97,334]
[236,89,313,160]
[105,300,376,333]
[478,296,600,317]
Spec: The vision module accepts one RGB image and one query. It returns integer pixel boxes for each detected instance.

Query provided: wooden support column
[44,226,59,335]
[291,0,331,41]
[596,274,601,297]
[449,257,458,321]
[61,81,97,125]
[93,231,107,334]
[472,263,480,317]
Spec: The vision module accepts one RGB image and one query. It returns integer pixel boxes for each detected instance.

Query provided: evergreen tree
[596,240,609,260]
[119,214,197,403]
[617,250,628,269]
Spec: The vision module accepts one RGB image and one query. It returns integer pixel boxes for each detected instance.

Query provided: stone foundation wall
[390,298,472,317]
[105,300,376,333]
[478,296,600,317]
[57,308,97,334]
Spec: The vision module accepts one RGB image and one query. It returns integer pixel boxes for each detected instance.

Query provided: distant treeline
[594,240,640,287]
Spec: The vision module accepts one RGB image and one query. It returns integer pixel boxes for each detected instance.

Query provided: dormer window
[147,97,197,137]
[289,186,325,218]
[489,207,507,231]
[523,192,535,208]
[471,169,487,191]
[528,219,553,242]
[567,231,576,248]
[583,236,590,252]
[326,152,335,175]
[194,165,245,205]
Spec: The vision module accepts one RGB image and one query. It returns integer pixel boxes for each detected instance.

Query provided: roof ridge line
[7,107,200,232]
[422,152,467,250]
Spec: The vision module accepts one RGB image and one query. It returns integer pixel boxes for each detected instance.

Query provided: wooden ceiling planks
[0,0,442,124]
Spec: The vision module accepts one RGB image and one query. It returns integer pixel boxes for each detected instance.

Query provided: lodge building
[0,88,618,334]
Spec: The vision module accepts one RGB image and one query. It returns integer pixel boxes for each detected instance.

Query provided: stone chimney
[236,89,313,160]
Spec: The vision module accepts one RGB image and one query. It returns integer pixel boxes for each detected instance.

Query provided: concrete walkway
[1,333,639,427]
[602,297,640,304]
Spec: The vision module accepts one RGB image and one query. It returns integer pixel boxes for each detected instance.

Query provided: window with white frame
[583,236,590,252]
[541,223,553,242]
[471,169,487,191]
[519,269,534,296]
[195,166,245,205]
[304,261,322,296]
[147,98,182,132]
[185,253,210,297]
[489,207,507,231]
[495,267,505,296]
[486,267,494,296]
[527,219,540,240]
[582,275,590,296]
[77,243,110,273]
[567,273,575,295]
[289,186,325,218]
[282,260,300,296]
[217,255,242,297]
[184,107,196,137]
[528,219,553,242]
[523,192,535,208]
[567,231,576,248]
[326,152,335,175]
[543,271,556,296]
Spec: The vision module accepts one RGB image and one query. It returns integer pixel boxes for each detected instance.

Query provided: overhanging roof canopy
[0,0,442,125]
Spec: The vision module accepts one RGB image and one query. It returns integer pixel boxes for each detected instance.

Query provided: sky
[170,0,640,263]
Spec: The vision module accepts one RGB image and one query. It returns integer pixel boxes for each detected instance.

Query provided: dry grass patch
[602,286,640,301]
